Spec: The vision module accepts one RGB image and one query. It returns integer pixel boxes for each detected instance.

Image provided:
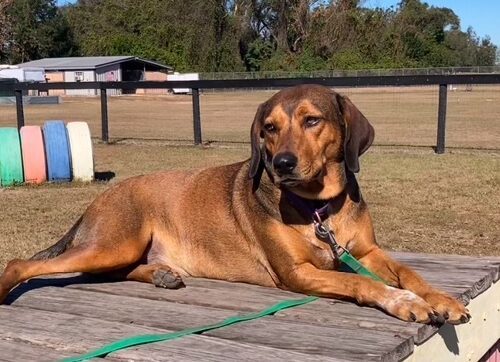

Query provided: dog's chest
[295,224,337,270]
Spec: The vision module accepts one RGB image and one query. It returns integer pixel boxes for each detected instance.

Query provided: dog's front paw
[381,287,440,324]
[423,290,470,324]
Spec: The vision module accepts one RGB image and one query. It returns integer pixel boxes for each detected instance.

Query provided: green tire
[0,127,24,186]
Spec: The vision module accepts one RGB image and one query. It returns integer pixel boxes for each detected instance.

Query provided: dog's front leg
[358,248,470,324]
[282,262,437,323]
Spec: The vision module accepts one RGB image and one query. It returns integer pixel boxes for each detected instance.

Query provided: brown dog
[0,84,469,324]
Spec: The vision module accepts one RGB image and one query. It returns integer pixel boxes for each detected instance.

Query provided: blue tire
[43,120,71,182]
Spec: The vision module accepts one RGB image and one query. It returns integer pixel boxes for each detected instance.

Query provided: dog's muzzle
[273,152,298,177]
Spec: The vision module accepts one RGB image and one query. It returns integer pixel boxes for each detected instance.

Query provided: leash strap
[61,296,318,362]
[338,251,386,283]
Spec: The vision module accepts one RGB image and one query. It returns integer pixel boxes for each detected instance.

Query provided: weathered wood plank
[390,252,500,282]
[391,256,499,302]
[0,306,342,362]
[11,276,433,344]
[10,279,422,334]
[8,286,414,362]
[6,249,497,351]
[64,268,490,314]
[10,274,302,312]
[0,339,74,362]
[205,315,414,362]
[7,252,497,313]
[11,281,425,347]
[2,252,498,361]
[9,286,243,330]
[63,271,484,311]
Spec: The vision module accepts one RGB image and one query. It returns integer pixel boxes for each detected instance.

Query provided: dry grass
[0,143,498,270]
[0,86,499,148]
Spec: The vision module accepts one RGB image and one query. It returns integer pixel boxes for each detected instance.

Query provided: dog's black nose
[273,152,298,175]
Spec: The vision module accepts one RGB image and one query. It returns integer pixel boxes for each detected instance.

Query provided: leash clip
[313,212,343,256]
[314,221,330,239]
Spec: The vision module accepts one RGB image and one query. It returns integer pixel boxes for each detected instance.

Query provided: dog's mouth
[276,168,323,188]
[278,178,301,187]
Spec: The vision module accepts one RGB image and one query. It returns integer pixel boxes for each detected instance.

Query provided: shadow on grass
[94,171,116,181]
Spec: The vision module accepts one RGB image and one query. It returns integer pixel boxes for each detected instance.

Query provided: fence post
[100,88,109,143]
[436,84,448,154]
[15,89,25,130]
[192,88,202,145]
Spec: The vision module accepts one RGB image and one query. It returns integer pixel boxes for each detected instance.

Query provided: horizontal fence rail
[1,73,499,151]
[1,74,500,91]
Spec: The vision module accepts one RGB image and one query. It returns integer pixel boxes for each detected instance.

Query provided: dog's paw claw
[152,269,185,289]
[429,311,445,325]
[459,314,469,324]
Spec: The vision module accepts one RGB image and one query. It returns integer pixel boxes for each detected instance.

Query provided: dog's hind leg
[0,238,147,304]
[123,264,185,289]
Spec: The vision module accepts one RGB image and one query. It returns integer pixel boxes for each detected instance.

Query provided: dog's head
[249,84,374,199]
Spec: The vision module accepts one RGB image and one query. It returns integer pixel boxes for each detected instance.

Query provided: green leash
[61,296,318,362]
[62,255,383,362]
[339,250,386,283]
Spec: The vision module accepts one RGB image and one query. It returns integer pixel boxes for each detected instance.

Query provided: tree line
[0,0,497,72]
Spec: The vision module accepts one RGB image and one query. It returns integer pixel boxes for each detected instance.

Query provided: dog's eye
[304,117,321,128]
[264,123,277,133]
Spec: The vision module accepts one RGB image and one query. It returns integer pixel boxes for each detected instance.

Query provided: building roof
[17,56,173,71]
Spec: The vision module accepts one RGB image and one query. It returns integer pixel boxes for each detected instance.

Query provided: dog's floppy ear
[249,102,267,179]
[336,94,375,173]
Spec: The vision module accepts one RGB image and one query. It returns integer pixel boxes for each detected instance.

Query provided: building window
[75,71,84,82]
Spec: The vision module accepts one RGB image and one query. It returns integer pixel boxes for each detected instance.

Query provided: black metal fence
[1,73,500,153]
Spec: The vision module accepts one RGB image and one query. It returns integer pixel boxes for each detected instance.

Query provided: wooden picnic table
[1,252,499,362]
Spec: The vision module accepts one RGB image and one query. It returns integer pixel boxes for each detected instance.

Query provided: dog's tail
[30,217,83,261]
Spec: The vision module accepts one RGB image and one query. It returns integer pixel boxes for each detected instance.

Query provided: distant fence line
[1,73,500,153]
[200,65,500,80]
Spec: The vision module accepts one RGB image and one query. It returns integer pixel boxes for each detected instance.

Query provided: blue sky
[56,0,498,46]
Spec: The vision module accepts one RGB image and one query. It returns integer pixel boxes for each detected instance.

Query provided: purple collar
[283,190,330,222]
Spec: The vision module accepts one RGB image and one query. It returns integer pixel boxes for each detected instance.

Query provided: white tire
[66,122,94,182]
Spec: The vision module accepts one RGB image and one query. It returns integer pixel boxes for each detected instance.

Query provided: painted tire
[20,126,47,184]
[0,127,24,186]
[43,120,71,182]
[66,122,94,182]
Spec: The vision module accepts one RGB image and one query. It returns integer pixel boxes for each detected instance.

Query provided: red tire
[20,125,47,184]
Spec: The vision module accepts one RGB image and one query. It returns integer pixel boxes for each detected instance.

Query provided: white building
[0,65,45,82]
[17,56,173,95]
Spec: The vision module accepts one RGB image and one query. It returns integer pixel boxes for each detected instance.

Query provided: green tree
[5,0,77,64]
[64,0,245,72]
[57,0,498,72]
[0,0,14,62]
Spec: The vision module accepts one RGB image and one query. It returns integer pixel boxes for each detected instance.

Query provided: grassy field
[0,143,498,269]
[0,88,499,269]
[0,86,499,149]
